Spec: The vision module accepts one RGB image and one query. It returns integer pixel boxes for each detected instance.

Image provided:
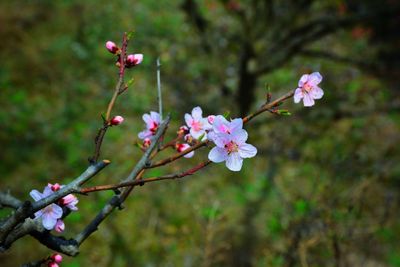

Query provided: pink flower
[294,72,324,107]
[126,54,143,67]
[208,129,257,172]
[60,194,79,211]
[110,115,124,126]
[176,143,195,158]
[54,219,65,233]
[51,254,63,264]
[138,111,161,140]
[207,115,243,142]
[184,107,212,140]
[105,41,119,54]
[30,186,63,230]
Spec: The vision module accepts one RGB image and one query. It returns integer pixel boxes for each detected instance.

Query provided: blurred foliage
[0,0,399,266]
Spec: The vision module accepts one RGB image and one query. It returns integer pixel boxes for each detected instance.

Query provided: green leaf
[276,109,291,116]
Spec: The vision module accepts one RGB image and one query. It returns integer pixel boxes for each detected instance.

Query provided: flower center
[150,122,159,133]
[303,82,312,92]
[225,141,239,154]
[191,120,202,131]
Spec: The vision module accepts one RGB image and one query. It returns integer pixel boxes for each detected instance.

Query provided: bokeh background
[1,0,400,266]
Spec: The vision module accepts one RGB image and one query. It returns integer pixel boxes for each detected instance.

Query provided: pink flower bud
[143,138,151,148]
[178,125,189,135]
[176,143,195,158]
[207,115,215,124]
[49,183,61,192]
[106,41,119,54]
[51,254,63,263]
[54,219,65,233]
[184,134,193,143]
[126,54,143,67]
[48,262,59,267]
[110,116,124,126]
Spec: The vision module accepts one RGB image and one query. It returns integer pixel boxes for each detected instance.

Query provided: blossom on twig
[138,111,161,139]
[30,186,63,230]
[294,72,324,107]
[184,106,212,140]
[176,143,195,158]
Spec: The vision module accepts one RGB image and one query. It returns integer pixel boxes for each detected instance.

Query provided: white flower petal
[212,133,229,147]
[310,86,324,99]
[191,106,203,120]
[142,114,152,125]
[239,143,257,158]
[52,204,63,219]
[30,190,43,201]
[298,74,309,87]
[232,129,248,144]
[229,118,243,132]
[150,111,161,123]
[184,113,193,127]
[42,213,57,230]
[226,152,243,171]
[308,72,322,85]
[208,147,228,163]
[213,115,229,134]
[190,128,206,140]
[138,130,151,140]
[294,88,303,103]
[303,93,315,107]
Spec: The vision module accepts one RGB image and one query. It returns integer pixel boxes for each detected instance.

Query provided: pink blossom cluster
[105,40,143,68]
[30,183,78,232]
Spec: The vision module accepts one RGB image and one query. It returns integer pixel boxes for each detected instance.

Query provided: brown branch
[80,160,212,194]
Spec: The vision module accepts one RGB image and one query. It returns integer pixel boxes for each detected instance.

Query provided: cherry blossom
[59,193,79,211]
[294,72,324,107]
[54,219,65,233]
[208,128,257,171]
[176,143,195,158]
[126,54,143,67]
[207,115,243,142]
[184,107,212,140]
[138,111,161,139]
[30,186,63,230]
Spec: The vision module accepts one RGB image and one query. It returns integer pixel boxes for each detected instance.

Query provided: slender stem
[157,58,163,120]
[80,160,211,193]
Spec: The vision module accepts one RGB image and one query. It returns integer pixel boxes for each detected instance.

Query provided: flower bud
[48,262,59,267]
[54,219,65,233]
[49,183,61,192]
[143,138,151,148]
[110,116,124,126]
[106,41,119,54]
[184,134,193,143]
[207,115,215,124]
[51,254,63,263]
[126,54,143,67]
[176,143,195,158]
[177,125,189,135]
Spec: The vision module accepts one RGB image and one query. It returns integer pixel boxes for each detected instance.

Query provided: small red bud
[49,183,61,192]
[51,253,63,263]
[110,116,124,126]
[178,125,189,135]
[48,262,59,267]
[143,138,151,148]
[106,41,119,54]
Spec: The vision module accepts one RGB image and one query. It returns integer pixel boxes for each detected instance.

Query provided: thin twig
[80,160,211,193]
[157,58,163,120]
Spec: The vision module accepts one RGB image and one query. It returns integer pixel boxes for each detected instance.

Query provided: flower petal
[298,74,309,87]
[208,147,228,163]
[310,86,324,99]
[229,118,243,132]
[138,130,152,139]
[42,213,57,230]
[52,204,64,219]
[231,129,248,144]
[212,133,229,147]
[303,93,315,107]
[142,114,152,127]
[184,113,194,127]
[226,152,243,171]
[239,143,257,158]
[150,111,161,123]
[213,115,229,134]
[30,190,43,201]
[294,88,303,103]
[190,128,206,140]
[308,72,322,85]
[191,106,203,120]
